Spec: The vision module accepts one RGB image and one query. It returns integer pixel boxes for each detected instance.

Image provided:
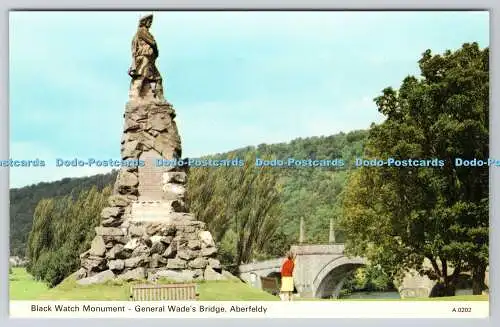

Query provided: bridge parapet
[238,257,284,273]
[291,244,345,255]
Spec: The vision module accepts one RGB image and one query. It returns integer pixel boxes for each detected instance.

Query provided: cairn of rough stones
[75,14,233,285]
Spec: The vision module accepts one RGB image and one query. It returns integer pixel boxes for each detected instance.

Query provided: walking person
[280,251,296,301]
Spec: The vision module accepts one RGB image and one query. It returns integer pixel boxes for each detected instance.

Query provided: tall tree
[187,151,282,266]
[26,186,111,286]
[340,42,489,295]
[10,170,117,257]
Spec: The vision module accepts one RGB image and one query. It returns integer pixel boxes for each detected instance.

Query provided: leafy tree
[340,42,489,295]
[342,266,394,293]
[26,186,111,286]
[10,170,117,257]
[187,151,282,265]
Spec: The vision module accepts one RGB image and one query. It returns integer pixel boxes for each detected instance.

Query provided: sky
[9,11,489,188]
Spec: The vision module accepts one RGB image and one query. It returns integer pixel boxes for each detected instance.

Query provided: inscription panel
[130,201,174,222]
[138,150,164,201]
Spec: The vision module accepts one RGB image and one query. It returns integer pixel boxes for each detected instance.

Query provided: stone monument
[75,14,227,285]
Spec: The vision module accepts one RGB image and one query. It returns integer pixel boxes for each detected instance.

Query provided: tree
[340,42,489,295]
[187,151,282,266]
[26,198,56,274]
[10,170,117,257]
[26,186,111,286]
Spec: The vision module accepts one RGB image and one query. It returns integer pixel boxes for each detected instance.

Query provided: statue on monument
[74,14,228,285]
[128,14,165,101]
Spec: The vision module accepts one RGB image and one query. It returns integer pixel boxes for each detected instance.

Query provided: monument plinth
[75,14,227,285]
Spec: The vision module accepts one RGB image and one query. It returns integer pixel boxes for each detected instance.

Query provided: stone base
[76,94,217,286]
[76,267,238,286]
[77,218,221,284]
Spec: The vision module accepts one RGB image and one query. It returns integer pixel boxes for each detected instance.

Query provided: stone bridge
[239,244,367,298]
[238,243,439,299]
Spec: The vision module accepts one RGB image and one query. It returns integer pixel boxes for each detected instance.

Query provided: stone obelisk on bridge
[76,14,226,284]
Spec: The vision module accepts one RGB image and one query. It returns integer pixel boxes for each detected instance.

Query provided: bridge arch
[238,246,370,299]
[312,256,366,298]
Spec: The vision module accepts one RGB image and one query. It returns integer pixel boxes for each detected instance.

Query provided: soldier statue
[128,14,164,101]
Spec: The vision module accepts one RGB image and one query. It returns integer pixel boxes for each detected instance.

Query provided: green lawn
[9,267,49,300]
[9,268,488,301]
[9,267,278,301]
[295,294,488,301]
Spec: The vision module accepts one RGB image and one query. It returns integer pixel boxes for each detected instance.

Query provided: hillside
[9,129,368,258]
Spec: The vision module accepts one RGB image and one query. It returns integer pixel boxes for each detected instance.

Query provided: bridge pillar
[299,217,305,243]
[329,219,336,243]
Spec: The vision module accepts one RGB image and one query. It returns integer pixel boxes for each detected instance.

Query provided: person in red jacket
[280,251,296,301]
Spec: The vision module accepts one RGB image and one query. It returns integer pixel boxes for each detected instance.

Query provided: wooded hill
[10,129,368,259]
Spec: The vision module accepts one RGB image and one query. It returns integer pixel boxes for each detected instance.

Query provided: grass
[9,267,278,301]
[9,267,49,300]
[295,294,488,301]
[9,268,488,301]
